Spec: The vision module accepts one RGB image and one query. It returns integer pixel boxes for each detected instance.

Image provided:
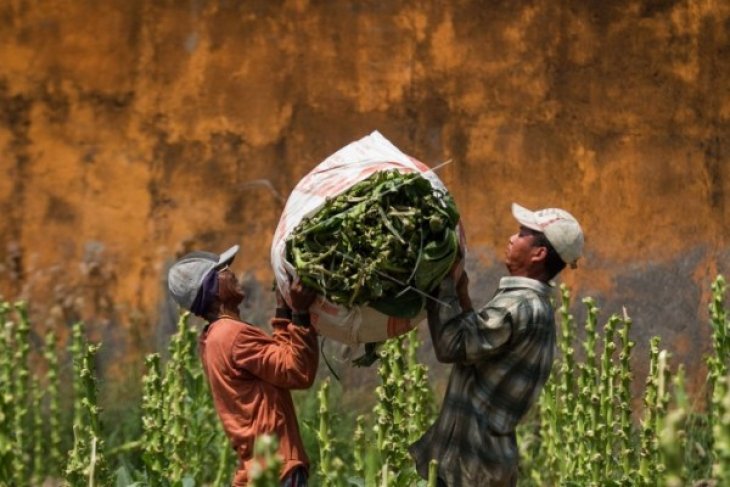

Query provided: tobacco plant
[0,302,14,482]
[65,321,108,486]
[140,353,166,485]
[316,379,346,486]
[44,328,64,475]
[250,434,283,487]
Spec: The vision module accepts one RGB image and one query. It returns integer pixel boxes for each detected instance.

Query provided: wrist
[275,307,292,320]
[459,297,473,311]
[292,310,311,327]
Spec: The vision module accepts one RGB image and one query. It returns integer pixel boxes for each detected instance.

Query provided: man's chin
[231,293,245,308]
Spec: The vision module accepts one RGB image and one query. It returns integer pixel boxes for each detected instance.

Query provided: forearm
[270,315,319,388]
[426,277,468,363]
[427,278,514,364]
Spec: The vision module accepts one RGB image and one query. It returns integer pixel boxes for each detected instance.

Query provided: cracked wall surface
[0,0,728,393]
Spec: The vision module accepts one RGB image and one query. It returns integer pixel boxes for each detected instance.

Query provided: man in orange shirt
[168,245,319,486]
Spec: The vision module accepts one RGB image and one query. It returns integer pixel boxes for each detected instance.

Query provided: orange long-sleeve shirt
[198,316,319,486]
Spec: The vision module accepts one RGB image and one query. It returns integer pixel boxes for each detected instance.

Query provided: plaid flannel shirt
[410,276,556,486]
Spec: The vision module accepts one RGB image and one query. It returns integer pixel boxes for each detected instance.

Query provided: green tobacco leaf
[370,289,425,319]
[415,229,458,292]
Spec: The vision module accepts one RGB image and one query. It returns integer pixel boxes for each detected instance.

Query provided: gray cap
[512,203,584,268]
[167,245,239,310]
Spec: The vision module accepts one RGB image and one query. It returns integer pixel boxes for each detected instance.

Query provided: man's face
[505,226,542,276]
[217,267,245,307]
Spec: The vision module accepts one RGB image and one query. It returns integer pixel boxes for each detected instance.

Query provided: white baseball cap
[167,245,239,311]
[512,203,584,268]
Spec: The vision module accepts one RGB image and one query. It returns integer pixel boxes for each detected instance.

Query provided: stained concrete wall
[0,0,728,393]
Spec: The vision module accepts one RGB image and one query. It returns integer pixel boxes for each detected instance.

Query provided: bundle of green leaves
[286,170,460,318]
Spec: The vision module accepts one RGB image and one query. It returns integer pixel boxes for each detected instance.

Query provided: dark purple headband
[190,267,219,316]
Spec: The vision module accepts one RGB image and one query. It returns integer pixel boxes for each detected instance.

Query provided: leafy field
[0,277,728,486]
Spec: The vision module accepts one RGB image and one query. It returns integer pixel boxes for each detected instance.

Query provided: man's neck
[216,306,241,321]
[509,267,550,283]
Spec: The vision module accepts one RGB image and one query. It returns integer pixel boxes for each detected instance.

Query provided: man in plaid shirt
[410,203,584,487]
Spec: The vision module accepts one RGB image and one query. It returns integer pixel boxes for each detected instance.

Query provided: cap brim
[511,203,542,231]
[216,244,239,268]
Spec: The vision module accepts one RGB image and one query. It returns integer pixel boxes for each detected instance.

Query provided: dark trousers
[281,466,307,487]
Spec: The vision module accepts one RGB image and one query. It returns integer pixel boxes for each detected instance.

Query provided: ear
[530,245,548,263]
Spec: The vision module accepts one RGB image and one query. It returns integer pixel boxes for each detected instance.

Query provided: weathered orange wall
[1,0,728,392]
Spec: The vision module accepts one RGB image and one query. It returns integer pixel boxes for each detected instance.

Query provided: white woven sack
[271,131,462,345]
